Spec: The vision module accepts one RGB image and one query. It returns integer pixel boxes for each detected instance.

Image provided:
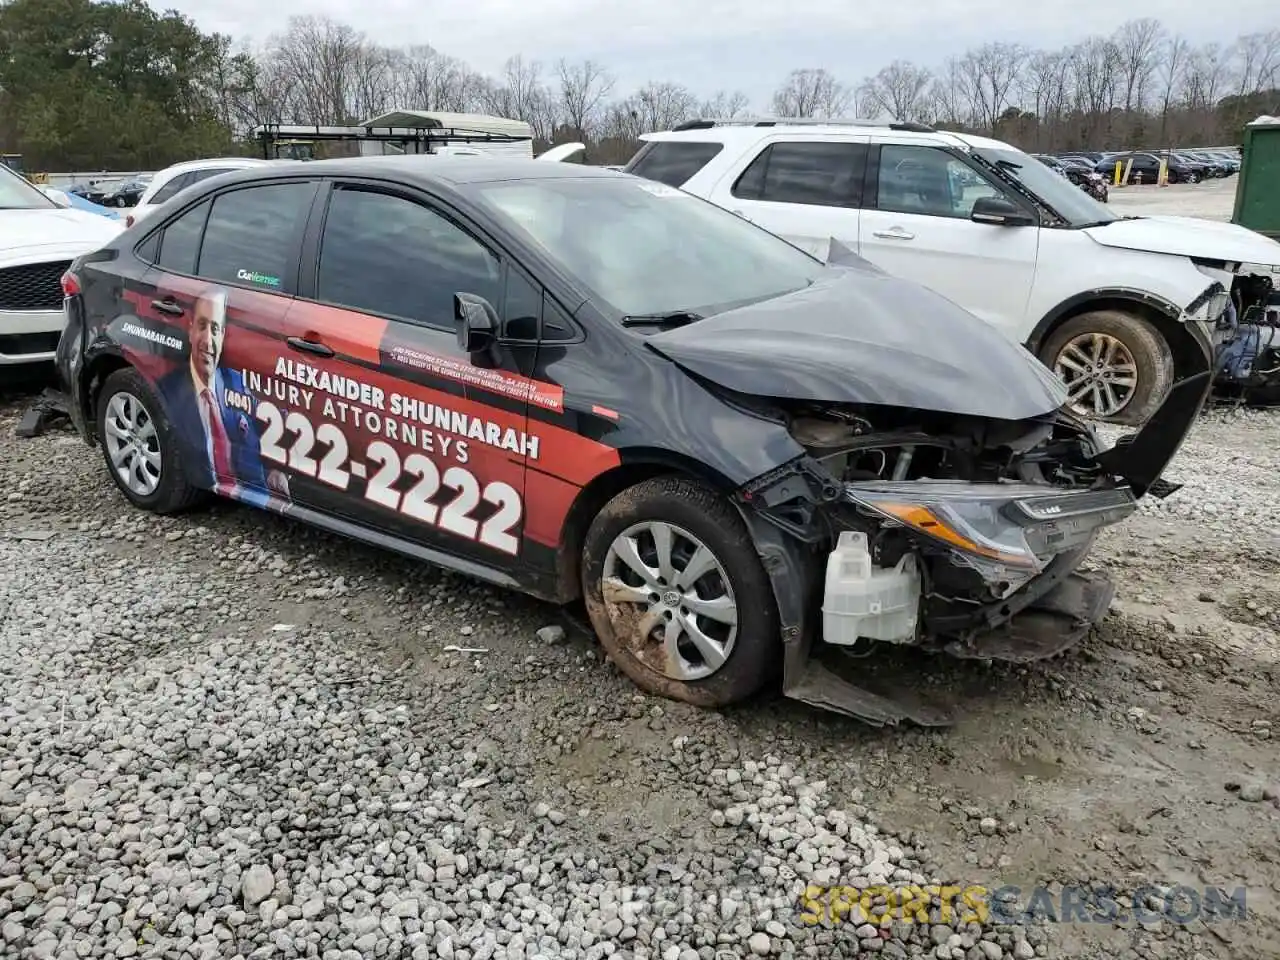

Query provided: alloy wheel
[1053,332,1138,419]
[600,520,738,682]
[102,391,162,497]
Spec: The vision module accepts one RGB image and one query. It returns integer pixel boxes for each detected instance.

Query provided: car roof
[212,154,629,187]
[160,157,276,174]
[643,122,1021,154]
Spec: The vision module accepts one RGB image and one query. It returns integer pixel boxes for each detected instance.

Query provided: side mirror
[453,292,499,356]
[970,196,1036,227]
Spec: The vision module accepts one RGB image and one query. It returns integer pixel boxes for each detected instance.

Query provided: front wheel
[581,475,781,708]
[1040,311,1174,426]
[96,367,205,514]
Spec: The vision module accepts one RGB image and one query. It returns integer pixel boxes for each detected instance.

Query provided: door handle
[151,298,184,316]
[287,336,334,358]
[872,229,915,240]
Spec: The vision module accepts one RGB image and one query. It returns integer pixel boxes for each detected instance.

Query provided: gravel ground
[1,370,1278,960]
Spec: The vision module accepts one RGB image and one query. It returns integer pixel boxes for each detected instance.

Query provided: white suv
[126,157,279,227]
[624,120,1280,425]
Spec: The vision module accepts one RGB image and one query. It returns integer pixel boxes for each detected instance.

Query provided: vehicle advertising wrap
[116,277,620,556]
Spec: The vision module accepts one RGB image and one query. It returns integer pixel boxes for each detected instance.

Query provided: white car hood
[1085,215,1280,267]
[0,208,123,258]
[537,142,586,162]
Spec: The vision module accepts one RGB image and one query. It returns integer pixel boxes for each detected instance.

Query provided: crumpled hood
[0,208,123,256]
[1084,215,1280,266]
[647,261,1070,421]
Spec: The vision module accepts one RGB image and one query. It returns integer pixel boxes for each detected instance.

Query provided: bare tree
[1019,51,1072,150]
[1182,42,1234,112]
[698,89,750,120]
[477,56,558,140]
[1114,18,1166,114]
[859,60,932,121]
[1068,37,1122,144]
[925,57,970,127]
[1231,30,1280,97]
[956,42,1029,134]
[226,13,1276,165]
[1156,35,1189,142]
[556,59,614,140]
[770,68,851,118]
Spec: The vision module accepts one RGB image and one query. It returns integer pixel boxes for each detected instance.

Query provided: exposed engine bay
[732,378,1216,725]
[1216,271,1280,404]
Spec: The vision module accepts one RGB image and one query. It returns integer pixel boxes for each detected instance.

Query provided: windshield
[467,176,825,318]
[0,164,57,211]
[971,147,1119,227]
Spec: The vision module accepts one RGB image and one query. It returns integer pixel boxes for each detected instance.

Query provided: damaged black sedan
[53,157,1213,724]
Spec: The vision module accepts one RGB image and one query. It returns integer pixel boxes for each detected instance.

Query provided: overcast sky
[172,0,1277,105]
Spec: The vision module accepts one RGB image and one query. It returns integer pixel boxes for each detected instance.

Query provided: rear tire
[580,475,780,708]
[96,367,206,514]
[1040,310,1174,427]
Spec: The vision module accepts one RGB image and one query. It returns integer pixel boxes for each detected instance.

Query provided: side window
[541,294,578,342]
[316,186,500,330]
[502,267,541,341]
[155,200,211,275]
[149,172,192,204]
[134,231,160,265]
[187,167,236,185]
[624,141,725,187]
[875,144,1004,219]
[197,182,314,291]
[731,142,868,207]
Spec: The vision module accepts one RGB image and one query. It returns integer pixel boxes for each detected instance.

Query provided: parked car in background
[38,186,122,220]
[101,177,151,207]
[1034,154,1109,202]
[0,163,123,367]
[1186,150,1235,176]
[1093,152,1200,184]
[1169,152,1211,181]
[622,119,1280,425]
[64,181,111,205]
[1059,151,1107,165]
[127,157,277,227]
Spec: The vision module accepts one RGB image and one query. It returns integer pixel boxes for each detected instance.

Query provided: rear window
[623,141,724,187]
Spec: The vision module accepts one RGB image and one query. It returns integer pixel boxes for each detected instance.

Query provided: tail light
[61,271,82,297]
[125,214,135,227]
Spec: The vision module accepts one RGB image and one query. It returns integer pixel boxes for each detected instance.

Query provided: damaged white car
[621,121,1280,423]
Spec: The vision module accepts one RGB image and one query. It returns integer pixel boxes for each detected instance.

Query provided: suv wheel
[581,476,780,708]
[96,367,205,513]
[1041,311,1173,426]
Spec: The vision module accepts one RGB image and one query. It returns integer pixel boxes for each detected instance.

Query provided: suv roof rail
[670,116,936,133]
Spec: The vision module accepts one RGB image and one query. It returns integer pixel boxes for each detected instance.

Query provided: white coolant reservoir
[821,531,921,645]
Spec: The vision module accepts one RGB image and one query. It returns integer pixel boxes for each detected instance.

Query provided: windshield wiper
[620,311,703,328]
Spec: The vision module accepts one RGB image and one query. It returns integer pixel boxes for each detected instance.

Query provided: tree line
[1,0,1277,171]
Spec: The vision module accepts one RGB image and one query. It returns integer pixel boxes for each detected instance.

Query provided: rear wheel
[580,475,780,708]
[96,367,205,514]
[1040,310,1173,426]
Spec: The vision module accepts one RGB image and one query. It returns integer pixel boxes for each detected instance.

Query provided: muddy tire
[580,475,780,708]
[96,367,206,514]
[1040,310,1174,427]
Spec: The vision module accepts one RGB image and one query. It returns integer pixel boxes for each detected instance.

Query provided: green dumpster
[1232,116,1280,239]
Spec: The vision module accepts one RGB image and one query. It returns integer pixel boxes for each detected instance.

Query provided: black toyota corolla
[53,156,1213,724]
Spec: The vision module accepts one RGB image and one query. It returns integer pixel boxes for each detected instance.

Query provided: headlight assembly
[843,481,1137,575]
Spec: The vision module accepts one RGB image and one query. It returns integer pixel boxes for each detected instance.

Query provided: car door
[702,137,870,260]
[857,142,1039,342]
[255,179,532,571]
[128,179,318,507]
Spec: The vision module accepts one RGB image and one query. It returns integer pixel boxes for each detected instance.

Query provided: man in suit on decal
[158,285,291,512]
